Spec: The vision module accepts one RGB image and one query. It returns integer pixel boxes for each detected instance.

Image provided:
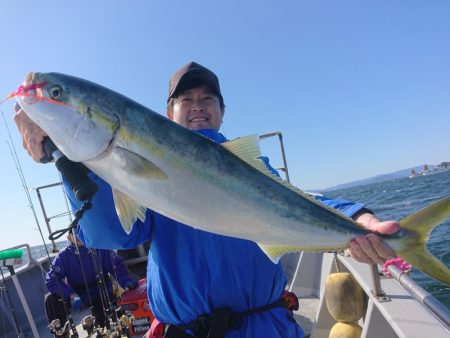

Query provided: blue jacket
[45,244,134,305]
[65,129,366,337]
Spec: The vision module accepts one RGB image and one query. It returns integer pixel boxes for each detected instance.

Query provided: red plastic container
[117,278,155,336]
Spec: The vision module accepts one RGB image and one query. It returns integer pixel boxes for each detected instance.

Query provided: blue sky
[0,1,449,248]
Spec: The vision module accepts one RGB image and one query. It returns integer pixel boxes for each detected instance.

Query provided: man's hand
[69,293,83,311]
[348,212,400,265]
[13,103,47,162]
[124,279,138,290]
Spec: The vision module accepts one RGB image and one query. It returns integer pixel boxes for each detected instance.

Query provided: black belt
[164,298,286,338]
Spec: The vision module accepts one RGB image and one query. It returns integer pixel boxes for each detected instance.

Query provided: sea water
[325,169,450,308]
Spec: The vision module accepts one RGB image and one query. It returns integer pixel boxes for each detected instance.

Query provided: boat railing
[288,251,450,337]
[35,181,72,252]
[259,131,291,182]
[35,181,151,278]
[1,243,34,262]
[385,263,450,328]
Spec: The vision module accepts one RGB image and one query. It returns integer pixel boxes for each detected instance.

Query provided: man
[15,62,399,337]
[45,229,137,335]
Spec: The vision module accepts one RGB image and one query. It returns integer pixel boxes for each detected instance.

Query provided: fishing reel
[81,314,107,338]
[84,320,132,338]
[100,306,132,337]
[80,307,132,338]
[48,319,70,337]
[81,314,95,335]
[115,306,133,337]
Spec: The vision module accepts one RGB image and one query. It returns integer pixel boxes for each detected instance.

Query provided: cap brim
[169,69,221,100]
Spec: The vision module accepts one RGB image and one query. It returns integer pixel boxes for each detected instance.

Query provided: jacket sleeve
[63,172,153,250]
[104,250,134,288]
[312,194,366,218]
[259,156,281,177]
[45,252,75,300]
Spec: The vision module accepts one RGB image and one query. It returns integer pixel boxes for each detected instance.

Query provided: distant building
[437,162,450,169]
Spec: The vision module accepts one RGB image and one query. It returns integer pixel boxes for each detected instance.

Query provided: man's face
[67,233,84,247]
[171,84,224,131]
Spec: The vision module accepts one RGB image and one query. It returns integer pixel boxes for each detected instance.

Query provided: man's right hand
[69,293,83,311]
[13,103,47,162]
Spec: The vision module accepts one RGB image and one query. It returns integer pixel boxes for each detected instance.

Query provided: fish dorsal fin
[112,188,147,234]
[222,135,268,170]
[223,136,356,222]
[222,135,307,196]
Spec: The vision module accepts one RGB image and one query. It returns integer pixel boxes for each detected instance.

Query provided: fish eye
[49,86,63,100]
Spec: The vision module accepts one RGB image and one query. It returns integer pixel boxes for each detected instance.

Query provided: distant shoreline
[320,162,450,192]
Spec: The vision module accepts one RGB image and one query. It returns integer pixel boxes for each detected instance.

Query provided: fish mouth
[15,72,43,105]
[26,72,36,85]
[24,72,45,98]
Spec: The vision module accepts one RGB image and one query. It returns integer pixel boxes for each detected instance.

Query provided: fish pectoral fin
[117,147,167,179]
[112,189,147,234]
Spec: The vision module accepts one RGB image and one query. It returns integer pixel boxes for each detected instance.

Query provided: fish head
[16,72,120,162]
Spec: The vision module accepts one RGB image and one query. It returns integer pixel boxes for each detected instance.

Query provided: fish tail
[397,196,450,285]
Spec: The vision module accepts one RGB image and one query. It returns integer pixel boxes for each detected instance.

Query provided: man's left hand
[349,213,400,265]
[125,280,138,290]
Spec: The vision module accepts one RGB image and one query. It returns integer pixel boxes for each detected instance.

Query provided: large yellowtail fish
[15,72,450,285]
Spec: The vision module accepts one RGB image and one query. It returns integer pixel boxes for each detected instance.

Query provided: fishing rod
[0,266,24,337]
[105,250,131,337]
[14,102,101,335]
[7,103,92,337]
[45,205,107,338]
[39,142,133,334]
[68,226,98,337]
[85,247,133,336]
[79,247,132,337]
[12,103,131,336]
[46,232,81,338]
[45,195,132,336]
[1,111,50,256]
[91,250,114,325]
[2,110,79,336]
[8,111,84,336]
[90,250,118,335]
[49,206,133,337]
[2,104,95,337]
